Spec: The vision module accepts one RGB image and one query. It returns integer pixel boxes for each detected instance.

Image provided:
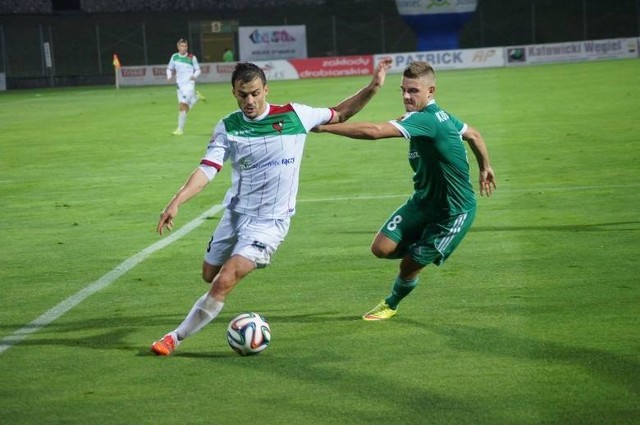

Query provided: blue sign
[395,0,478,51]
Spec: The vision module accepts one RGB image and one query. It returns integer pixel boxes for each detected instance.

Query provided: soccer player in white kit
[166,38,202,136]
[151,59,393,355]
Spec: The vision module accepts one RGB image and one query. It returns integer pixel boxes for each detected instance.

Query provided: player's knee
[212,273,229,289]
[371,233,399,259]
[371,244,390,259]
[211,269,239,297]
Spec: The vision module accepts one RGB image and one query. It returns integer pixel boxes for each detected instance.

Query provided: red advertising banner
[289,55,374,79]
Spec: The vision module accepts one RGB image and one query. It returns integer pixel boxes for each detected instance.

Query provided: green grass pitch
[0,59,639,424]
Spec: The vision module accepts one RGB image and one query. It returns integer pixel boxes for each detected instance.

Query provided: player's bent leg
[150,262,227,356]
[398,255,424,281]
[363,253,425,321]
[370,232,400,258]
[151,289,227,356]
[173,292,224,342]
[210,254,256,302]
[382,255,423,310]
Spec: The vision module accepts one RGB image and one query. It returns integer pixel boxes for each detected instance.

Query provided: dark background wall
[0,0,638,88]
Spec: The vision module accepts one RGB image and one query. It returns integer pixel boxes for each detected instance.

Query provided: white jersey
[166,52,201,86]
[200,103,334,219]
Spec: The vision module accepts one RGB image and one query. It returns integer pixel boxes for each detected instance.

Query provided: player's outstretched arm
[462,125,496,196]
[329,57,393,123]
[315,121,402,140]
[157,168,211,235]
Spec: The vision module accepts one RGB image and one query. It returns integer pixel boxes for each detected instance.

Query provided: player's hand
[157,205,178,235]
[479,167,497,197]
[372,57,393,88]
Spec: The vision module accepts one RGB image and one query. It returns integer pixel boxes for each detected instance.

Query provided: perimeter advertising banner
[505,37,638,66]
[376,46,505,73]
[117,56,373,86]
[115,37,636,87]
[239,25,307,61]
[289,56,373,78]
[119,64,213,85]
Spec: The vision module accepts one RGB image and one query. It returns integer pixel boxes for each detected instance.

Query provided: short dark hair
[231,62,267,87]
[403,61,435,80]
[177,38,188,45]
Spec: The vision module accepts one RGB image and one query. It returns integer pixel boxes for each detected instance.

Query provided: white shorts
[176,82,197,108]
[204,209,291,269]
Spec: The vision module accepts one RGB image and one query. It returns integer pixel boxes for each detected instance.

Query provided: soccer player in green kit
[316,61,497,320]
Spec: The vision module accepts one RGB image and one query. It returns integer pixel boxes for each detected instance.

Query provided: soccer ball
[226,312,271,356]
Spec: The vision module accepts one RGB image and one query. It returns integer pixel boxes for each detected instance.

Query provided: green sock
[384,276,419,309]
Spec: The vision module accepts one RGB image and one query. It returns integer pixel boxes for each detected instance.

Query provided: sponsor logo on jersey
[240,157,296,170]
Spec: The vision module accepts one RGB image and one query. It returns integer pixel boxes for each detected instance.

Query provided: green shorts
[379,200,476,266]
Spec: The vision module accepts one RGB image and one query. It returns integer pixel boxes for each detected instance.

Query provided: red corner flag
[112,53,121,69]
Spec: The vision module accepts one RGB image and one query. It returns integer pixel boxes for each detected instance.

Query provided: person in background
[166,38,205,136]
[150,59,394,355]
[222,47,234,62]
[315,60,497,321]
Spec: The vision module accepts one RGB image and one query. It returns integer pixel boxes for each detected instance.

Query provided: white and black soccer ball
[226,312,271,356]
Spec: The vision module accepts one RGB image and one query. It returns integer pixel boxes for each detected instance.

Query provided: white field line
[0,204,225,355]
[1,182,637,354]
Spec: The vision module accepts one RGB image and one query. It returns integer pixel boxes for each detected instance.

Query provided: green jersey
[390,100,475,216]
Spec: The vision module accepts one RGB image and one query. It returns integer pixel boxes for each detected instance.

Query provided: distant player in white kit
[151,60,393,355]
[166,38,203,136]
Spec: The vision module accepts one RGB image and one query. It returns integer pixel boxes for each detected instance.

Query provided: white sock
[174,293,224,340]
[178,111,187,130]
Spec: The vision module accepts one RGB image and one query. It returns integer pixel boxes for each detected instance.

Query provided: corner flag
[113,54,121,89]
